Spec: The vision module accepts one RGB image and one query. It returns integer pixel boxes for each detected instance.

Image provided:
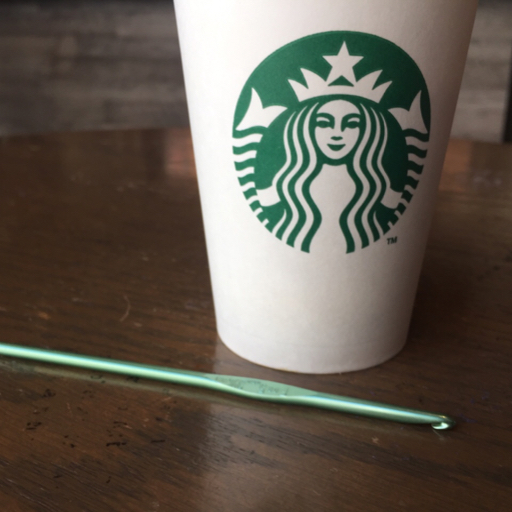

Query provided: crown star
[324,42,363,85]
[289,42,392,104]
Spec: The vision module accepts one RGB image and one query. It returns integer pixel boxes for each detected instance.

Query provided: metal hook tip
[432,417,456,430]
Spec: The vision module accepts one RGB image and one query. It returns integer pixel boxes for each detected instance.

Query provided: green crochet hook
[0,342,455,430]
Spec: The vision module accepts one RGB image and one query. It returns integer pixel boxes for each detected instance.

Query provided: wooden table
[0,129,510,511]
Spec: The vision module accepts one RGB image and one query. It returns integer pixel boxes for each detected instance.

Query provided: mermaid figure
[233,42,429,253]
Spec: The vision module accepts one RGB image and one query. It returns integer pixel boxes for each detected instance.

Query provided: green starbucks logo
[233,32,430,253]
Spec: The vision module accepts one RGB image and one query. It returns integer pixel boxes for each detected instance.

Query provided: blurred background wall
[0,0,511,141]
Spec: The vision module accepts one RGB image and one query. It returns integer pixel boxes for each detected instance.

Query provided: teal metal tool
[0,342,455,430]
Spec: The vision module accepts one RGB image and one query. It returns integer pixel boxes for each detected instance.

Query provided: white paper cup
[174,0,478,374]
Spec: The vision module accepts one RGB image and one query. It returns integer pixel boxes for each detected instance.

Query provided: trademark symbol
[387,237,398,245]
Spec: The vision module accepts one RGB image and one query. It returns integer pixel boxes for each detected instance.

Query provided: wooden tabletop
[0,129,510,511]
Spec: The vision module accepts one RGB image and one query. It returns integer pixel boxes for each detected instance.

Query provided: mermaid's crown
[289,42,391,104]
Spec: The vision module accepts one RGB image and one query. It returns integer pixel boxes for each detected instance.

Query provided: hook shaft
[0,342,455,430]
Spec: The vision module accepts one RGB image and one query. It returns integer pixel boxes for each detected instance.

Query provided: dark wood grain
[505,50,512,142]
[0,129,511,511]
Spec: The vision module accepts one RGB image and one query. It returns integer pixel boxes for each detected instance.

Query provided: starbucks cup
[174,0,478,373]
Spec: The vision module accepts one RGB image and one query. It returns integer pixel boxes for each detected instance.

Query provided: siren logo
[232,32,431,254]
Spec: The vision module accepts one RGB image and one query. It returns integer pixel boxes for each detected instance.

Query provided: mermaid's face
[314,100,361,161]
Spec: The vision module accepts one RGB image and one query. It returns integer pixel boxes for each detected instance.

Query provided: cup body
[174,0,478,373]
